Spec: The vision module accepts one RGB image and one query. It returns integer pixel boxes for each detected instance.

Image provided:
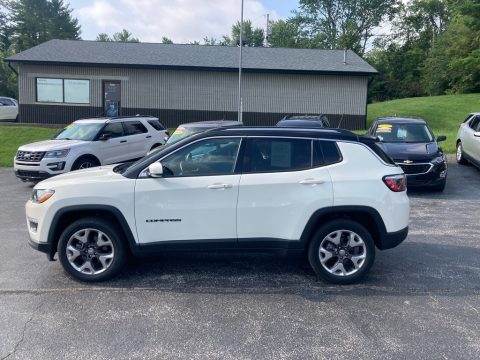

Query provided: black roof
[375,117,427,124]
[194,126,359,141]
[5,39,378,75]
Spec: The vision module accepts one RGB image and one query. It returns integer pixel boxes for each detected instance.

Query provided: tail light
[383,174,407,192]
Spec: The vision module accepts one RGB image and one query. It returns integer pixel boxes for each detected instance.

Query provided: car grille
[397,163,431,175]
[16,170,41,177]
[16,151,45,162]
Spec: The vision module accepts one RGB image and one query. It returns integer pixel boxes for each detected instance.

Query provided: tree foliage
[0,0,80,97]
[295,0,399,55]
[96,29,139,43]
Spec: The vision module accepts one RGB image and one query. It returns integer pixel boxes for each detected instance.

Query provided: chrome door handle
[208,183,233,189]
[299,178,325,185]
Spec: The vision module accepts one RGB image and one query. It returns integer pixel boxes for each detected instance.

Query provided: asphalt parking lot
[0,157,479,360]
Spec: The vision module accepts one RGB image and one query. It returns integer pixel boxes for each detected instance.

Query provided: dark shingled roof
[5,39,377,75]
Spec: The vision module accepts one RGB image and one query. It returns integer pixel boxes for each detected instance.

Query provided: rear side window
[243,138,312,173]
[360,138,396,165]
[147,119,165,131]
[124,121,148,135]
[470,116,480,131]
[313,140,343,167]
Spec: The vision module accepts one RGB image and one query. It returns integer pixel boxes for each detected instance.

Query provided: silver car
[456,112,480,168]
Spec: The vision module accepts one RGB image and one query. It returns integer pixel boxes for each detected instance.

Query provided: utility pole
[237,0,244,122]
[265,13,270,47]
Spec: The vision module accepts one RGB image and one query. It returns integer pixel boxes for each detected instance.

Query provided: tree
[95,29,140,42]
[1,0,80,52]
[295,0,399,54]
[112,29,139,42]
[161,36,173,44]
[226,20,264,47]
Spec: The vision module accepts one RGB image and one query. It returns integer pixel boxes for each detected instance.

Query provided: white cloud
[76,0,279,43]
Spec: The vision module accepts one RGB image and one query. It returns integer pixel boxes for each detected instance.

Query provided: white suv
[456,112,480,168]
[14,115,168,182]
[25,127,410,284]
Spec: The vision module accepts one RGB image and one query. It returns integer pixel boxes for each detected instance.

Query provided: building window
[36,78,90,104]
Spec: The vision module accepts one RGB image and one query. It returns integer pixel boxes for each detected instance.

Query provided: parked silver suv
[456,112,480,168]
[14,115,168,182]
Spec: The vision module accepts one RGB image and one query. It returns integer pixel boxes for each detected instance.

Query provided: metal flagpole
[238,0,244,122]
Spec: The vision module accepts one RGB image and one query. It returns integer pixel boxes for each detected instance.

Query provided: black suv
[368,117,447,192]
[277,114,330,128]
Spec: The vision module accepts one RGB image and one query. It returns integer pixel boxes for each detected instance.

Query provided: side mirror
[437,135,447,142]
[148,162,163,178]
[474,132,480,138]
[99,133,111,141]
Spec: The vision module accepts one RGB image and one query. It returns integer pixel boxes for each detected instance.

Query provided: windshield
[166,126,206,145]
[54,122,105,141]
[374,123,434,143]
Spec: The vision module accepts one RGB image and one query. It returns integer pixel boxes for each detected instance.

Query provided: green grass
[0,126,60,167]
[366,93,480,153]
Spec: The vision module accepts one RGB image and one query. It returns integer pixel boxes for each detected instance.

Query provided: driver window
[101,122,124,138]
[161,138,241,177]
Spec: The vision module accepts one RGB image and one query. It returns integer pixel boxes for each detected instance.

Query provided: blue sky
[68,0,299,43]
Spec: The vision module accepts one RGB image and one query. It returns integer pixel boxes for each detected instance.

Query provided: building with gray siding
[5,40,377,129]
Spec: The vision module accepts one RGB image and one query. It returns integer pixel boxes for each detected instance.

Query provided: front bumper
[15,169,53,181]
[28,238,55,260]
[398,161,447,188]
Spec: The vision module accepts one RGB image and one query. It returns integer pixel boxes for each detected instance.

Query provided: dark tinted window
[360,139,396,165]
[161,138,241,177]
[313,140,342,166]
[147,119,165,131]
[243,138,312,173]
[470,116,480,131]
[101,122,124,138]
[124,121,148,135]
[0,98,15,106]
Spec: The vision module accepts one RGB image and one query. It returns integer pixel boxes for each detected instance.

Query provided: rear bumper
[377,226,409,250]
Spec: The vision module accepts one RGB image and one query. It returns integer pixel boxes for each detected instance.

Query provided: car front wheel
[58,218,126,282]
[456,142,468,165]
[308,220,375,284]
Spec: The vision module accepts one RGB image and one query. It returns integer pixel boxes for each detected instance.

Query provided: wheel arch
[70,154,101,170]
[47,205,137,260]
[300,206,387,250]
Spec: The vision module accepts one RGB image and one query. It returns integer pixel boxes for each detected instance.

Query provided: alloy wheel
[66,228,115,275]
[318,230,367,276]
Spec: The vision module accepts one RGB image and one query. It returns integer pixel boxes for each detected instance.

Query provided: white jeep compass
[14,115,168,182]
[25,127,409,284]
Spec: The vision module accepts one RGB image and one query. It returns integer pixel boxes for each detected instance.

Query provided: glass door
[103,80,121,117]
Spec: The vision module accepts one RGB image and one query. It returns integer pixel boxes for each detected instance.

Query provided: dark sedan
[368,117,447,192]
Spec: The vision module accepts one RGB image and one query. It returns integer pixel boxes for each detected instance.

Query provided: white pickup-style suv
[14,115,168,182]
[25,127,409,284]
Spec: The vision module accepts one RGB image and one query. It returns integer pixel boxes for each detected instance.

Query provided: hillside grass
[366,93,480,153]
[0,126,60,167]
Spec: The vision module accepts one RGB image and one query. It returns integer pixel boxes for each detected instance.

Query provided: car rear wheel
[308,220,375,284]
[456,142,468,165]
[58,218,126,282]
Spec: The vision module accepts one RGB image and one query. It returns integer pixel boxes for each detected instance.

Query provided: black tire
[431,180,446,192]
[72,156,99,171]
[456,142,468,165]
[308,219,375,284]
[58,218,126,282]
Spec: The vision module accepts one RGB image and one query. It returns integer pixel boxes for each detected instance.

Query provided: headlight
[44,149,70,158]
[431,155,446,165]
[31,189,55,204]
